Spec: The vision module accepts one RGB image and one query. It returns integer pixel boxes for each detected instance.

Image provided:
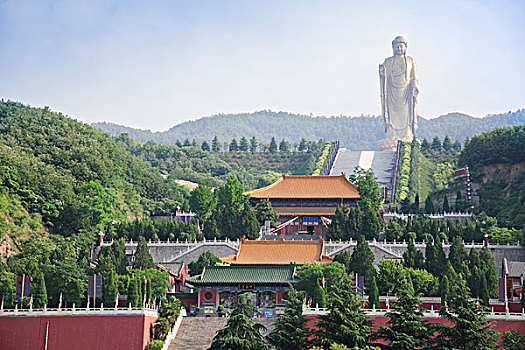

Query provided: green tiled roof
[187,265,297,285]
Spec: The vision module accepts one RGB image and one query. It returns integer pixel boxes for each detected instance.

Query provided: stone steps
[169,317,275,350]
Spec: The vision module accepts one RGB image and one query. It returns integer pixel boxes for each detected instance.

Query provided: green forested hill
[114,134,326,190]
[93,109,525,150]
[458,125,525,229]
[0,100,189,238]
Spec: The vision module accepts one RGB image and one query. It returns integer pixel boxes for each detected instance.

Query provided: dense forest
[0,100,190,243]
[93,109,525,150]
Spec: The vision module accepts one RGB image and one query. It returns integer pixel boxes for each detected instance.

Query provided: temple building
[244,174,361,235]
[187,238,332,316]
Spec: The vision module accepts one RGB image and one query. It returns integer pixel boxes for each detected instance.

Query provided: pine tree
[420,138,429,152]
[229,139,239,152]
[402,238,423,269]
[367,276,380,309]
[298,138,307,152]
[133,237,155,270]
[239,136,249,152]
[442,135,452,151]
[201,140,210,151]
[209,293,269,350]
[32,270,47,308]
[431,136,441,151]
[315,274,373,348]
[378,276,431,350]
[269,137,278,154]
[438,276,497,350]
[183,138,191,147]
[249,136,257,153]
[266,289,310,350]
[453,139,462,151]
[279,138,290,152]
[212,136,220,152]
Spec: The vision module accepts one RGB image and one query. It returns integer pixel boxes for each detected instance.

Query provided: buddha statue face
[393,42,407,56]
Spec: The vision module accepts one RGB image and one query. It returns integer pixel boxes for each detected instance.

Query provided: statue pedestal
[378,138,399,151]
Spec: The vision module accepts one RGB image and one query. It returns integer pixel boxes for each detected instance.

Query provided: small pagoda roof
[187,265,297,285]
[221,238,333,265]
[243,174,360,199]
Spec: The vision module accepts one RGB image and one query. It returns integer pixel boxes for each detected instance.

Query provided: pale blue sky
[1,0,524,130]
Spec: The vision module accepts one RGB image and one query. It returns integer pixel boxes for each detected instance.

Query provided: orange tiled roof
[221,238,333,265]
[244,174,360,199]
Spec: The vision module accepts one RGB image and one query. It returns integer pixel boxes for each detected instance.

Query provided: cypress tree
[312,279,327,308]
[449,236,467,271]
[424,239,436,274]
[425,196,435,214]
[103,269,118,306]
[479,247,498,298]
[266,289,309,350]
[402,238,417,268]
[209,293,269,350]
[367,276,380,310]
[442,196,450,213]
[133,237,155,270]
[32,270,47,308]
[350,235,375,279]
[315,274,373,348]
[440,275,449,307]
[127,275,140,307]
[378,276,431,350]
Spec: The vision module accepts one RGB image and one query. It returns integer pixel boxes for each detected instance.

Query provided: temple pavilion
[244,173,361,236]
[187,238,332,315]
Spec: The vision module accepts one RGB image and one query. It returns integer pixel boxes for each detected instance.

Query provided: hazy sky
[1,0,524,131]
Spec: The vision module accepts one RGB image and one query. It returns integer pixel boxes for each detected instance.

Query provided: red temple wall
[0,314,157,350]
[305,315,525,337]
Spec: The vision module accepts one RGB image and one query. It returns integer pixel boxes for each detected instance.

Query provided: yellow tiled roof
[221,238,333,265]
[243,174,360,199]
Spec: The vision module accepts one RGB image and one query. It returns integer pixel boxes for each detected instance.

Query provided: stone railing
[104,237,241,247]
[0,305,158,317]
[303,306,525,321]
[105,237,521,248]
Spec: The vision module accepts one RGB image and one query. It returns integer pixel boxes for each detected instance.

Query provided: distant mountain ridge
[93,109,525,151]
